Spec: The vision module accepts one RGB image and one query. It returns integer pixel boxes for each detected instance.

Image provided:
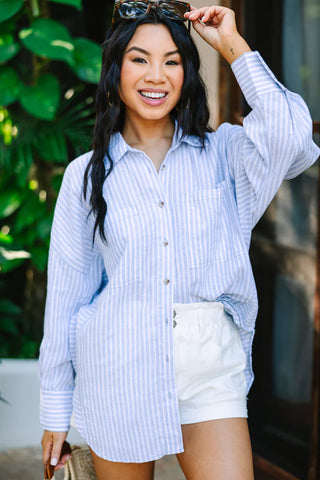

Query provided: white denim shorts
[172,301,248,425]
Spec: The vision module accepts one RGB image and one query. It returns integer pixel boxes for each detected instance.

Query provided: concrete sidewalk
[0,446,186,480]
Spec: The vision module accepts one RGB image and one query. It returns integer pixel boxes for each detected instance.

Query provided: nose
[144,62,166,84]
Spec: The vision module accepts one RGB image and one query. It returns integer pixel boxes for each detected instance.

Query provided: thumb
[191,19,212,42]
[191,18,206,35]
[191,19,220,50]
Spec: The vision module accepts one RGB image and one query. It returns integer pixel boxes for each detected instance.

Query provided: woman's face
[119,23,184,122]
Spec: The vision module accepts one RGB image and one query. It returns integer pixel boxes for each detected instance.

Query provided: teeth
[140,91,166,99]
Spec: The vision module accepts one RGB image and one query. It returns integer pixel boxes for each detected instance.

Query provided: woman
[39,2,320,479]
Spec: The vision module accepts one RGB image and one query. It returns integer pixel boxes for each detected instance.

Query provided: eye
[132,57,147,63]
[166,60,180,66]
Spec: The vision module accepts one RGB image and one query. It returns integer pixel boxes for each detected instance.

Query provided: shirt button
[162,239,168,246]
[158,201,165,208]
[161,164,166,170]
[173,319,177,328]
[163,278,170,285]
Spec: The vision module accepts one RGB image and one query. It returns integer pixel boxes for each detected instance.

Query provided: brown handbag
[43,441,72,480]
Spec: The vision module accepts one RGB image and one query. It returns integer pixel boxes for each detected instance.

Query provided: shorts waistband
[173,301,224,314]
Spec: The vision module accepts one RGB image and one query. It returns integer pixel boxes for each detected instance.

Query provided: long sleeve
[218,51,319,240]
[38,154,105,431]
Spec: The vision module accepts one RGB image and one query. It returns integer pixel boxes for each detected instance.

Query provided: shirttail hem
[72,415,185,463]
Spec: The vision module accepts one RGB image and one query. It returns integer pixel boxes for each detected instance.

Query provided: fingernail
[51,457,58,466]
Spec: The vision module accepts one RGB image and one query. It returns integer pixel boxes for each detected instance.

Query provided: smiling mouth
[139,91,168,99]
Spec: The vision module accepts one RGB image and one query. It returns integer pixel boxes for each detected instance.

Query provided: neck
[122,113,175,147]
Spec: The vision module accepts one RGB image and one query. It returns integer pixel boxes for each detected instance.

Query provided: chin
[139,109,171,121]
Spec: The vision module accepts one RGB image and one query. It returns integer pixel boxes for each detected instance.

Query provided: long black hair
[83,11,212,248]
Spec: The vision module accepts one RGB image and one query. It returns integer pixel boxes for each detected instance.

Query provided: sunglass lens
[159,1,189,20]
[119,1,149,18]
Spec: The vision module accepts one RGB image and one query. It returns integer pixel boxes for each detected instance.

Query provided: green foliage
[0,0,100,358]
[0,67,21,105]
[0,0,24,23]
[19,18,74,62]
[0,32,20,62]
[0,292,39,359]
[20,73,60,119]
[49,0,82,10]
[70,38,102,83]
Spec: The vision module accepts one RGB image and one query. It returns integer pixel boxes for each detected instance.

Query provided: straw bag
[63,445,97,480]
[43,442,96,480]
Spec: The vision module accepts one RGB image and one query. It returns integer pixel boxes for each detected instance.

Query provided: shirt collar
[106,120,203,166]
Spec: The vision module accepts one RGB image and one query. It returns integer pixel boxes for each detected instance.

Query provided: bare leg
[176,418,254,480]
[89,447,156,480]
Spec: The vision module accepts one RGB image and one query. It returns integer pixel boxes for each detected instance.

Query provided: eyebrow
[126,46,180,57]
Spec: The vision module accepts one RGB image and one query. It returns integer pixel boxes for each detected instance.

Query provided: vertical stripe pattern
[38,51,320,462]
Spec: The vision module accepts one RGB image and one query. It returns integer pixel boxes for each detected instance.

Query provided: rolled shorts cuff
[178,399,248,425]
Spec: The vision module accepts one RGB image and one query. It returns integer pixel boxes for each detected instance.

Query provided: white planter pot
[0,359,84,450]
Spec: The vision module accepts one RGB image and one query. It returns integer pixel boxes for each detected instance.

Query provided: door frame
[219,1,320,478]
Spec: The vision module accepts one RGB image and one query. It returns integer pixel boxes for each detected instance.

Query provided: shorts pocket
[218,312,247,378]
[173,314,223,391]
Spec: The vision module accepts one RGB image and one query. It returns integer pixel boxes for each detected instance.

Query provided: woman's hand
[41,430,71,471]
[184,5,251,64]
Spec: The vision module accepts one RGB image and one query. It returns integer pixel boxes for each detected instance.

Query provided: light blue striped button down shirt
[39,51,320,462]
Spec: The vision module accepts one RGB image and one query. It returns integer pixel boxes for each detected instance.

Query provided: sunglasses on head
[112,0,191,31]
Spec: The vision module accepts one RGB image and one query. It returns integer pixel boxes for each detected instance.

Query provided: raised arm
[186,5,319,243]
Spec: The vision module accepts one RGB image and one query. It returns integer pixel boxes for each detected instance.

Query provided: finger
[202,7,224,23]
[187,6,229,25]
[185,6,210,20]
[58,453,72,467]
[50,436,64,467]
[187,5,224,16]
[54,454,72,471]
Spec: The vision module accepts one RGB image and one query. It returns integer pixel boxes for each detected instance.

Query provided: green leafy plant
[0,0,102,358]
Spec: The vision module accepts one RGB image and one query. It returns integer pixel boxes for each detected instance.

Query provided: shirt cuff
[40,389,73,431]
[231,50,286,107]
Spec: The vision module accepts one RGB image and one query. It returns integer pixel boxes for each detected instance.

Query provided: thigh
[176,418,254,480]
[89,447,156,480]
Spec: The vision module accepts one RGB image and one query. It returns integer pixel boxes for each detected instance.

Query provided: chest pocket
[103,205,140,256]
[175,183,224,268]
